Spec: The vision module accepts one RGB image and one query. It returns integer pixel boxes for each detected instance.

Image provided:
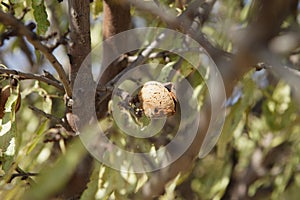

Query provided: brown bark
[96,0,131,118]
[68,0,93,88]
[103,0,131,40]
[58,1,94,198]
[60,0,132,198]
[101,0,131,84]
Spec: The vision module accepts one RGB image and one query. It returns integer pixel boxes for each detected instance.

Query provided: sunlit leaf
[42,94,52,114]
[135,174,148,192]
[160,173,181,200]
[0,120,12,136]
[0,83,20,162]
[4,137,15,156]
[218,74,259,157]
[24,138,87,200]
[157,61,176,82]
[263,81,295,131]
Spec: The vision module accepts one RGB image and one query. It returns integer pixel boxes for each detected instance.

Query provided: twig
[38,32,58,41]
[0,67,64,91]
[0,1,14,15]
[0,22,35,46]
[0,10,72,97]
[128,0,178,28]
[29,105,76,135]
[6,172,38,183]
[129,0,232,61]
[0,166,38,183]
[96,31,169,107]
[48,30,69,52]
[43,70,61,84]
[29,106,62,124]
[19,8,31,21]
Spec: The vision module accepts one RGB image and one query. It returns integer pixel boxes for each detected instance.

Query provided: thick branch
[57,1,94,199]
[0,9,71,97]
[68,0,93,87]
[103,0,131,40]
[100,0,132,85]
[96,0,131,119]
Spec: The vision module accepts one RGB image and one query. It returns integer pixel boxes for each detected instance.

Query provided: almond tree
[0,0,300,199]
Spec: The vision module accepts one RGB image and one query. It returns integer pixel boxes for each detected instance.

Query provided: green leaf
[26,120,48,154]
[10,0,20,3]
[157,61,176,82]
[1,153,15,175]
[22,81,52,114]
[42,94,52,114]
[0,82,20,182]
[4,137,15,156]
[175,60,195,81]
[2,86,19,120]
[0,84,20,151]
[92,0,103,18]
[190,82,206,111]
[191,156,232,199]
[32,0,50,34]
[24,138,87,200]
[81,162,101,200]
[217,74,259,157]
[263,81,295,131]
[0,120,12,137]
[160,173,181,200]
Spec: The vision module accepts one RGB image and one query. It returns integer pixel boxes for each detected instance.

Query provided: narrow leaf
[32,0,50,34]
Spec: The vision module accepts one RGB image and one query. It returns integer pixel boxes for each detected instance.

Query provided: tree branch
[0,67,64,91]
[29,106,62,124]
[96,0,132,119]
[128,0,233,76]
[0,9,72,97]
[67,0,93,88]
[128,0,298,199]
[57,1,94,198]
[95,31,169,113]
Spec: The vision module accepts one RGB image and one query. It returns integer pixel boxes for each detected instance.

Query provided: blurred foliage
[1,0,300,200]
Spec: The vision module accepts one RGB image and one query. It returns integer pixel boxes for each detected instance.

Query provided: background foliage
[0,0,300,199]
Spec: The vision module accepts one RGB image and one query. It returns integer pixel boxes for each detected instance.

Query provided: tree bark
[58,0,94,198]
[96,0,131,118]
[103,0,131,40]
[60,0,132,198]
[68,0,93,88]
